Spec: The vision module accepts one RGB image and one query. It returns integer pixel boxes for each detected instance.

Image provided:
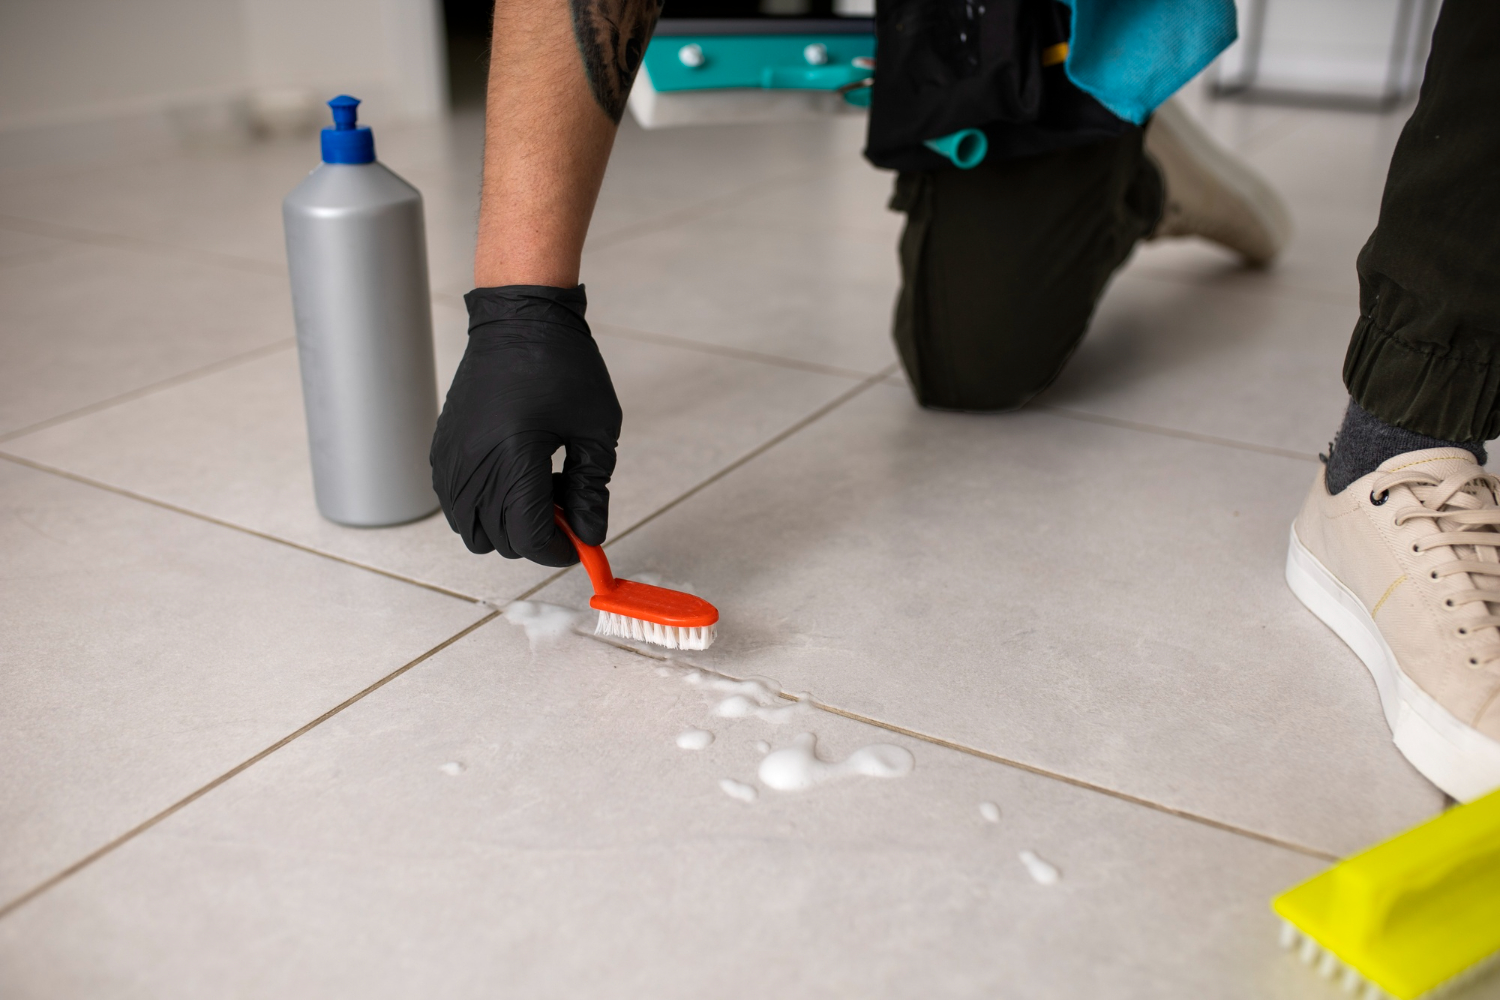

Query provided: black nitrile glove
[431,285,621,567]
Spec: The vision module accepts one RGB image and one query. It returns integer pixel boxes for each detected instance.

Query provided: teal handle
[759,64,870,91]
[923,129,988,169]
[643,35,875,93]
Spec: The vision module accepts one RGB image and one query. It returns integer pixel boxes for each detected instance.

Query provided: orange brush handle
[552,506,719,628]
[553,507,617,595]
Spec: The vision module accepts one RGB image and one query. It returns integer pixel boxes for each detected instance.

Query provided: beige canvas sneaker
[1144,97,1292,265]
[1288,448,1500,800]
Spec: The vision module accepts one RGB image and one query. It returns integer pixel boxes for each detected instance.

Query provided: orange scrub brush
[553,508,718,650]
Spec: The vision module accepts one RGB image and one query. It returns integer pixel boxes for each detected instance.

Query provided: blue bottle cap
[320,95,375,164]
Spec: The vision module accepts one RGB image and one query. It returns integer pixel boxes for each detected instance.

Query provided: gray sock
[1324,399,1486,494]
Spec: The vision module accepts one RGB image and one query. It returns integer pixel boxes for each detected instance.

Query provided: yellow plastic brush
[1273,788,1500,1000]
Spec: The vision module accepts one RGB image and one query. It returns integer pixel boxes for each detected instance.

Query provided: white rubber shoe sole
[1285,526,1500,801]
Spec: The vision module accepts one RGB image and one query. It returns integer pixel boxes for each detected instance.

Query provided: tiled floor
[2,84,1493,998]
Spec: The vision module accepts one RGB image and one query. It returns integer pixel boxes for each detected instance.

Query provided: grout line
[591,321,881,382]
[0,214,283,277]
[1034,405,1321,463]
[590,642,1341,863]
[430,289,467,308]
[0,451,483,604]
[604,363,900,549]
[806,701,1339,862]
[0,238,80,273]
[0,361,892,615]
[581,170,812,256]
[426,291,884,386]
[0,611,502,922]
[0,339,296,445]
[511,566,575,602]
[0,361,891,915]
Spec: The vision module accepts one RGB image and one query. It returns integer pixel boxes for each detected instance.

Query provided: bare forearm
[473,0,662,288]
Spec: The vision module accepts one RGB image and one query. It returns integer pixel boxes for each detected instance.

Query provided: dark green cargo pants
[1344,0,1500,444]
[890,126,1162,411]
[892,0,1499,430]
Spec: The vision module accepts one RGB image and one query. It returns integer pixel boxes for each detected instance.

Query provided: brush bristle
[595,611,716,650]
[1278,918,1500,1000]
[1281,920,1389,999]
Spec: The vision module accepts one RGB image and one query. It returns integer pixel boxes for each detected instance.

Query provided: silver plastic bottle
[282,95,439,526]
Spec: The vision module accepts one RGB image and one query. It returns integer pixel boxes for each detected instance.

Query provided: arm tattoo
[569,0,663,123]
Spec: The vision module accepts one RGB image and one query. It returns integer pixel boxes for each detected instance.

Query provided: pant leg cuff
[1344,312,1500,443]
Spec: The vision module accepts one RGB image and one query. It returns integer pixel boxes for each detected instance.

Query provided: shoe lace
[1375,466,1500,668]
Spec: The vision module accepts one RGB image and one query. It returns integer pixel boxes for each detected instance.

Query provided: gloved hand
[431,284,622,567]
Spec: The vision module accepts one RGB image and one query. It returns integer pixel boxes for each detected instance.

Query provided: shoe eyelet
[1446,599,1455,607]
[1431,571,1439,579]
[1458,627,1469,635]
[1370,489,1389,506]
[1412,543,1421,553]
[1470,658,1480,666]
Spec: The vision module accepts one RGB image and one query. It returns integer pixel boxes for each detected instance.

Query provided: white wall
[0,1,248,131]
[1214,0,1437,101]
[0,0,446,136]
[240,0,446,123]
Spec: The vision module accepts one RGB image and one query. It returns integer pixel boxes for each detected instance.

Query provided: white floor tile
[1040,265,1352,455]
[0,72,1472,998]
[3,299,866,603]
[0,244,291,437]
[0,616,1341,999]
[0,460,488,903]
[532,385,1447,856]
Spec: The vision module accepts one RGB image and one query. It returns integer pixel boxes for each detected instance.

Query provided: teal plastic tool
[923,129,989,169]
[642,34,874,94]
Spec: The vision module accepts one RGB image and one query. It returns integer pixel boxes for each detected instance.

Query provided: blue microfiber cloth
[1056,0,1238,124]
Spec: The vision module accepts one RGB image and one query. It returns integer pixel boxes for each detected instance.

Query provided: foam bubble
[712,693,811,723]
[692,674,811,724]
[978,801,1001,823]
[1019,850,1060,885]
[502,601,582,648]
[439,761,466,776]
[758,733,914,792]
[753,740,771,754]
[719,778,758,803]
[688,674,780,699]
[676,728,714,750]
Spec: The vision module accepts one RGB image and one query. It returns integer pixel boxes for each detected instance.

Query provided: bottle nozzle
[328,95,360,131]
[320,94,374,164]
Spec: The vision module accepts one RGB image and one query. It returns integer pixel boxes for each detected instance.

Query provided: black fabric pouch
[864,0,1129,171]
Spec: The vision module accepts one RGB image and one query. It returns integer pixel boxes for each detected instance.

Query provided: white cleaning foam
[754,740,771,754]
[685,673,780,700]
[978,801,1001,823]
[719,778,758,803]
[676,728,714,750]
[758,733,914,791]
[502,601,581,648]
[1019,850,1060,885]
[712,693,811,723]
[439,761,466,776]
[688,673,812,723]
